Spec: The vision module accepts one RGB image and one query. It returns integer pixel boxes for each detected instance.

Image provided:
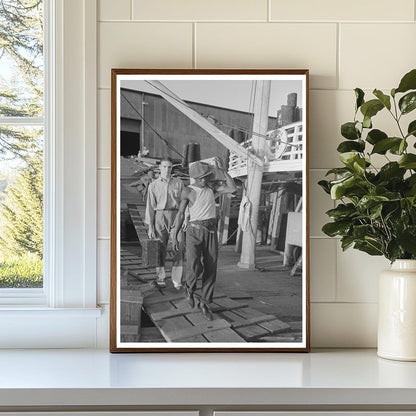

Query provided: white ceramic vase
[378,259,416,361]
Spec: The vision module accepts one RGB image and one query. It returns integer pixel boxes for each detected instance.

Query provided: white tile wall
[98,22,193,88]
[339,24,416,90]
[196,23,338,89]
[99,0,131,21]
[96,1,416,347]
[132,0,268,21]
[310,239,337,302]
[270,0,415,22]
[309,170,334,237]
[98,90,111,168]
[98,169,111,239]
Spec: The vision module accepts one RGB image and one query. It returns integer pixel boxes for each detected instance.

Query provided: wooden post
[221,194,232,245]
[238,81,271,269]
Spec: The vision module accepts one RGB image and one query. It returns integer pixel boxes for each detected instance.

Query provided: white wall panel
[98,89,111,168]
[309,170,334,237]
[310,239,336,302]
[98,22,193,89]
[340,24,416,90]
[311,303,377,347]
[270,0,415,21]
[336,245,389,303]
[98,169,111,239]
[133,0,268,21]
[99,0,131,21]
[196,23,338,89]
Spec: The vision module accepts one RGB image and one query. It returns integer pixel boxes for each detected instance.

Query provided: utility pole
[238,80,271,270]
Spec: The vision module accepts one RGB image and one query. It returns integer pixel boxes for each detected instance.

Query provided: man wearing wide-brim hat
[171,158,236,321]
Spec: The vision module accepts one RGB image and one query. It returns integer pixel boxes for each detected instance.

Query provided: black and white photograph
[110,69,309,352]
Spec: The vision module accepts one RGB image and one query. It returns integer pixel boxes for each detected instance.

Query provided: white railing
[228,121,303,177]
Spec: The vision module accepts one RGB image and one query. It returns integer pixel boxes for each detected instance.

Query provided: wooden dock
[120,248,296,343]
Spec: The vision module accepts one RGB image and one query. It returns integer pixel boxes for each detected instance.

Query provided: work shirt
[145,177,184,224]
[188,185,216,221]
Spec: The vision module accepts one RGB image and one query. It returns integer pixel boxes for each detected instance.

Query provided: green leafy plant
[319,69,416,262]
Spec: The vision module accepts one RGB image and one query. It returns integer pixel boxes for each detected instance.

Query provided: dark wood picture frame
[110,69,310,352]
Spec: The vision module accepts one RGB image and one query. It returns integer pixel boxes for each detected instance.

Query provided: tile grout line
[130,0,133,20]
[336,22,340,90]
[97,19,415,24]
[268,0,271,22]
[193,22,197,68]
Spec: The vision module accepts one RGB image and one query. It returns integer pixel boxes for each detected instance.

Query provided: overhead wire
[144,80,300,148]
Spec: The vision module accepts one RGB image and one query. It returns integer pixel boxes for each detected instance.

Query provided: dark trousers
[186,223,218,305]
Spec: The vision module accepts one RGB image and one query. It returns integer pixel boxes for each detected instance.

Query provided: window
[0,0,45,292]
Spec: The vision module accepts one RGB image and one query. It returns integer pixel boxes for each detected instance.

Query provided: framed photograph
[110,69,310,352]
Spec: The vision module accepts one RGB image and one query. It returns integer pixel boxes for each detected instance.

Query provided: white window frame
[0,0,101,348]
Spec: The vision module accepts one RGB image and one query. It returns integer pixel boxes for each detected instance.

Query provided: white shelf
[0,349,416,409]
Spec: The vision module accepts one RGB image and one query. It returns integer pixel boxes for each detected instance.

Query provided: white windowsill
[0,349,415,409]
[0,307,102,316]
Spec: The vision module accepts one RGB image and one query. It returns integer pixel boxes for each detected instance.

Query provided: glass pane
[0,126,43,288]
[0,0,44,117]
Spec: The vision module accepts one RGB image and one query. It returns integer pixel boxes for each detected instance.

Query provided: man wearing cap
[171,158,236,321]
[145,157,184,289]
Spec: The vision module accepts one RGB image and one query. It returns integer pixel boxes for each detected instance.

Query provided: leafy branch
[319,69,416,262]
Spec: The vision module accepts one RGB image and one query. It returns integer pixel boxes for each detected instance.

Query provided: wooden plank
[204,328,246,343]
[168,319,231,342]
[185,305,246,343]
[157,316,206,342]
[139,327,166,343]
[231,314,278,329]
[141,297,204,342]
[259,335,298,342]
[121,290,143,304]
[231,306,268,320]
[144,293,187,306]
[235,324,270,341]
[259,318,291,334]
[151,304,197,321]
[145,291,227,306]
[120,325,140,335]
[212,297,248,312]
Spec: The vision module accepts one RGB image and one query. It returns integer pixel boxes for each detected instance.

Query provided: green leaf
[355,88,365,110]
[363,116,372,129]
[337,140,365,153]
[378,162,406,181]
[369,203,383,220]
[357,195,389,211]
[354,241,383,256]
[395,69,416,94]
[341,122,360,140]
[373,89,391,110]
[325,167,351,176]
[339,152,360,167]
[318,180,331,194]
[399,154,416,169]
[398,227,416,255]
[326,203,356,219]
[399,92,416,115]
[341,235,355,251]
[371,137,402,154]
[407,120,416,138]
[360,99,384,119]
[366,129,387,145]
[330,176,357,199]
[389,139,408,155]
[353,224,374,240]
[322,221,351,237]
